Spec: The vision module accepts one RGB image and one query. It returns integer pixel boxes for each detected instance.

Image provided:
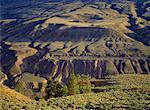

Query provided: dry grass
[0,84,31,101]
[10,42,37,59]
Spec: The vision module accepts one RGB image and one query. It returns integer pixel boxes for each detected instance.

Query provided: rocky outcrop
[20,73,47,93]
[20,56,150,82]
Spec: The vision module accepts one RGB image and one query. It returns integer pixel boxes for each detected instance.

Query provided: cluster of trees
[45,73,92,100]
[45,80,68,99]
[67,74,92,95]
[15,73,92,100]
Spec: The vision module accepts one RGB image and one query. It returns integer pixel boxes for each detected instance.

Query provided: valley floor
[1,74,150,110]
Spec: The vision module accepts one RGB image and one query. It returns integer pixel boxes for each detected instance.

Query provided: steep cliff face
[20,57,150,82]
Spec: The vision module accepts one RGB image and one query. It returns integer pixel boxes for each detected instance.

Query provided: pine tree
[45,80,68,99]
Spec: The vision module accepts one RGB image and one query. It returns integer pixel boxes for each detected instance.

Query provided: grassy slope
[0,84,37,110]
[1,74,150,110]
[10,42,37,59]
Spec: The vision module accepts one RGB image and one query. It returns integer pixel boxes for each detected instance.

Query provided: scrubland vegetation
[1,74,150,110]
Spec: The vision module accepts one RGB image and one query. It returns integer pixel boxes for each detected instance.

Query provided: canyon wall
[20,56,150,82]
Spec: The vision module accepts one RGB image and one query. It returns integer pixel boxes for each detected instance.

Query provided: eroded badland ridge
[0,0,150,85]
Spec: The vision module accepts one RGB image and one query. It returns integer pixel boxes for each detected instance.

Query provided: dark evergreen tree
[45,80,68,99]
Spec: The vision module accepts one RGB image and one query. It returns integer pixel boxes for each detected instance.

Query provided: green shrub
[67,73,80,95]
[77,75,92,93]
[15,80,26,95]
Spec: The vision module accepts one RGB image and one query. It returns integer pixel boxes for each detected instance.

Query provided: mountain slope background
[0,0,150,87]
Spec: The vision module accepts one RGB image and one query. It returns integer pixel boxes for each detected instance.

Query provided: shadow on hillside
[91,79,117,93]
[1,19,110,42]
[28,26,109,42]
[0,42,17,87]
[126,14,150,46]
[0,20,45,42]
[127,26,150,46]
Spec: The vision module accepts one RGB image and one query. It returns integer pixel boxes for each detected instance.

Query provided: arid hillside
[0,0,150,85]
[0,1,150,110]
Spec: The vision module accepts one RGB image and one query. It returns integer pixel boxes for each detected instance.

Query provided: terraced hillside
[0,0,150,84]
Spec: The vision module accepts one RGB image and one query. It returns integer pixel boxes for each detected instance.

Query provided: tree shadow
[91,79,117,93]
